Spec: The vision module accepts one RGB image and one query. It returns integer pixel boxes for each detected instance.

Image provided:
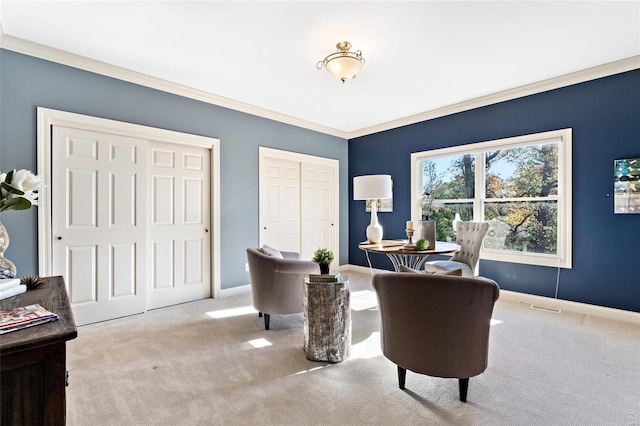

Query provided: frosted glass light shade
[353,175,393,200]
[326,56,363,82]
[317,41,365,84]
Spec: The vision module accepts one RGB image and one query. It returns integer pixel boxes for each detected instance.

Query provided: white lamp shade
[353,175,393,200]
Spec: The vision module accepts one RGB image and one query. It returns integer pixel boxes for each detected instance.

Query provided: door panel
[261,157,301,252]
[148,141,211,309]
[67,245,97,304]
[301,163,336,261]
[152,240,174,289]
[52,126,148,326]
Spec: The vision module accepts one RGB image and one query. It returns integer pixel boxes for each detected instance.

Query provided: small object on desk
[404,228,416,249]
[21,274,45,290]
[415,238,429,251]
[359,239,405,248]
[406,221,414,231]
[308,272,341,283]
[0,278,21,292]
[0,282,26,301]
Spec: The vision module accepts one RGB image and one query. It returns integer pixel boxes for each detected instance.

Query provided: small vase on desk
[0,222,17,279]
[415,219,436,250]
[319,263,330,275]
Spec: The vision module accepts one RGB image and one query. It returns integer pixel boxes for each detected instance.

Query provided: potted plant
[312,248,334,274]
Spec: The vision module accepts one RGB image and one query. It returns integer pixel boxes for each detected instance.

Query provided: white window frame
[411,128,572,269]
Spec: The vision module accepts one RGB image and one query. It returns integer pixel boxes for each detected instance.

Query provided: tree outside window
[412,129,572,268]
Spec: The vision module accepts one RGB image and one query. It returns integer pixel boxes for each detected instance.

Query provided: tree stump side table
[303,275,351,362]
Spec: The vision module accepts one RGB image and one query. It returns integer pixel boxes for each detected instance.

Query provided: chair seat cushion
[424,261,473,277]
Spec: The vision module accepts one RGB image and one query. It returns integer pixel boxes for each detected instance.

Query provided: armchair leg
[264,313,270,330]
[258,312,263,317]
[397,366,407,390]
[459,378,469,402]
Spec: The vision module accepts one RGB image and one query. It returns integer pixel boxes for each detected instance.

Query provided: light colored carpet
[66,270,640,426]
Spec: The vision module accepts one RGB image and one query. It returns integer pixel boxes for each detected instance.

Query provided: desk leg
[386,254,429,271]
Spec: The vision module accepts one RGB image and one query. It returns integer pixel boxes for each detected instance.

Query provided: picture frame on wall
[614,157,640,214]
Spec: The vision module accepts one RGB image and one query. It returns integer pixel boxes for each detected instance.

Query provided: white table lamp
[353,174,393,244]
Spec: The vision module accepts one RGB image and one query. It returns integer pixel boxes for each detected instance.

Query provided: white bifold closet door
[300,162,335,261]
[52,126,149,325]
[261,157,301,253]
[51,126,210,325]
[260,153,337,262]
[147,141,211,310]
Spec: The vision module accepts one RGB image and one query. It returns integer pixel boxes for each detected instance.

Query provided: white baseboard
[498,290,640,325]
[337,264,640,325]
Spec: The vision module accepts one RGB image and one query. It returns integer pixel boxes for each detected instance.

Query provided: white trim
[338,264,640,325]
[410,128,572,269]
[36,107,222,297]
[259,147,339,168]
[258,147,340,264]
[2,35,348,139]
[336,263,380,276]
[499,290,640,326]
[351,56,640,138]
[2,34,638,139]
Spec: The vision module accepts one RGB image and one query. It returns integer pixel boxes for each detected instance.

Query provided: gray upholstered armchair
[246,248,317,330]
[425,221,489,277]
[372,272,500,402]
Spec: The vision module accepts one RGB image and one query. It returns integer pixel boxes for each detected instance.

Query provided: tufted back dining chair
[425,221,489,277]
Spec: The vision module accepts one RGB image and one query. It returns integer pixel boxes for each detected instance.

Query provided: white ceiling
[1,1,639,138]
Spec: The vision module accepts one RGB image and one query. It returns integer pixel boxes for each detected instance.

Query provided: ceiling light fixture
[316,41,365,83]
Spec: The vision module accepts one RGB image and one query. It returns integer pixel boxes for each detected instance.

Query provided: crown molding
[349,55,640,139]
[0,34,350,139]
[1,33,638,141]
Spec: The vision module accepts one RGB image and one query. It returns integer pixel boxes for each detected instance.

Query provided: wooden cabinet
[1,276,77,425]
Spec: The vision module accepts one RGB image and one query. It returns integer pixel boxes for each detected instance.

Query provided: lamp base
[366,199,383,244]
[366,224,383,244]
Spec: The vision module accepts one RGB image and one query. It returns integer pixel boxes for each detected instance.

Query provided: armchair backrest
[246,248,317,315]
[451,221,489,275]
[372,272,499,379]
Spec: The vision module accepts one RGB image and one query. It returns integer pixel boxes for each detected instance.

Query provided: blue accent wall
[0,49,348,289]
[349,69,640,313]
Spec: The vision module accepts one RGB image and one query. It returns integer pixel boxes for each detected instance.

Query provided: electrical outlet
[245,263,249,272]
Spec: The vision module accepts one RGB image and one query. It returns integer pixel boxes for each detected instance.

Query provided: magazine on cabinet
[0,304,59,334]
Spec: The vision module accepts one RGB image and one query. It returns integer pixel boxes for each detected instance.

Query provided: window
[411,129,572,268]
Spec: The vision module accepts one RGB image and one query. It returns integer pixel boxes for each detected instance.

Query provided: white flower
[0,169,43,212]
[11,169,42,193]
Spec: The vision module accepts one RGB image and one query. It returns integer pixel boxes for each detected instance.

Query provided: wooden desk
[1,276,77,426]
[359,240,460,271]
